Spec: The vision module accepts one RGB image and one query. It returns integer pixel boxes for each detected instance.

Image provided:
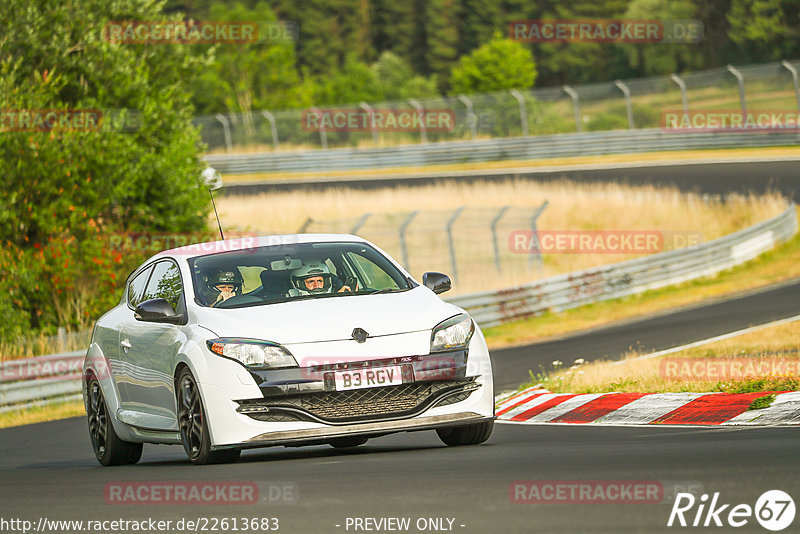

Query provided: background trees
[2,0,797,341]
[1,0,210,339]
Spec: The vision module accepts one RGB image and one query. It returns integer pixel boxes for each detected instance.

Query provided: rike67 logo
[668,490,795,531]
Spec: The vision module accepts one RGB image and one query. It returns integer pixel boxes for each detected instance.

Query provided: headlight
[206,338,297,370]
[430,314,475,352]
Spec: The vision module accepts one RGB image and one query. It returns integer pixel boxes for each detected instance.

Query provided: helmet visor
[297,274,332,294]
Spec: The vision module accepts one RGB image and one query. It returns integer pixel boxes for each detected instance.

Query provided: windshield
[189,241,411,309]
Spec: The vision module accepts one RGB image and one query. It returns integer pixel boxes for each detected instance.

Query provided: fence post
[509,89,529,136]
[726,65,747,117]
[446,207,466,281]
[408,99,427,143]
[529,201,549,270]
[350,213,371,234]
[614,80,635,129]
[781,60,800,114]
[298,217,313,233]
[457,95,477,139]
[359,102,378,145]
[398,211,418,269]
[214,113,233,152]
[309,107,328,149]
[260,110,279,150]
[562,85,582,133]
[669,74,690,122]
[491,206,510,274]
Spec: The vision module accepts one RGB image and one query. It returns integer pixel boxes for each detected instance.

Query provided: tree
[621,0,703,76]
[372,52,438,100]
[0,0,210,337]
[728,0,800,61]
[449,33,537,94]
[271,0,367,76]
[192,1,311,115]
[314,55,384,105]
[423,0,461,88]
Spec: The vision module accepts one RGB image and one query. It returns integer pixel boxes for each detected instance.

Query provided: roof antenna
[202,166,225,240]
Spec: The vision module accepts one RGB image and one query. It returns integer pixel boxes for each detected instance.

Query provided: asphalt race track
[2,279,799,533]
[1,417,797,533]
[492,278,800,390]
[225,160,800,202]
[3,161,799,533]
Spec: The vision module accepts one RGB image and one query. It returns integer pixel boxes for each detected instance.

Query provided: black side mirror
[422,272,451,294]
[135,298,182,324]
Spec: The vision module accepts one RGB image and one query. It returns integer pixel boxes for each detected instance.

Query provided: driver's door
[119,260,186,429]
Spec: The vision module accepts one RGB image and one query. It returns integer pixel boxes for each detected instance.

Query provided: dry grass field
[215,179,787,295]
[530,318,800,394]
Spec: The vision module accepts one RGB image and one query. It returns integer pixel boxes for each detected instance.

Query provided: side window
[323,258,338,276]
[238,266,265,294]
[127,266,153,308]
[142,261,184,313]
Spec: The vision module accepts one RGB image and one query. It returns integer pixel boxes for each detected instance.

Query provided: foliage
[0,0,211,341]
[192,1,314,114]
[449,33,537,95]
[727,0,800,61]
[620,0,703,76]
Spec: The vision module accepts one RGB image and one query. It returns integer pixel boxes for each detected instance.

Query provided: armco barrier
[1,204,796,411]
[205,129,800,175]
[0,350,84,413]
[448,204,797,327]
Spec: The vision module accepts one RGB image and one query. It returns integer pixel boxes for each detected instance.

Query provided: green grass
[748,394,776,411]
[0,399,85,429]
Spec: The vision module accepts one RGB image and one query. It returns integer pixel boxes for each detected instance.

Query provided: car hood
[193,286,462,345]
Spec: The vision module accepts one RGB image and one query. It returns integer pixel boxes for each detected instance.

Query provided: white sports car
[82,234,495,465]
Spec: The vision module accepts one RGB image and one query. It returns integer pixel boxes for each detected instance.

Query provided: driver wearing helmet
[288,261,354,297]
[208,270,244,307]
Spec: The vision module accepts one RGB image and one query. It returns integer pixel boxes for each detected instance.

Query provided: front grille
[239,378,477,423]
[247,412,304,423]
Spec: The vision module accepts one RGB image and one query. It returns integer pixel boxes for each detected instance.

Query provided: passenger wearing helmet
[208,270,244,306]
[288,261,354,297]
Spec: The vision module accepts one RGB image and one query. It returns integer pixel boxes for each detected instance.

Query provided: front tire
[86,377,142,466]
[436,420,494,446]
[177,368,241,465]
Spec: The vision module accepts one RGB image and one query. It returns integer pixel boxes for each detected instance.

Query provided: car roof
[152,233,370,261]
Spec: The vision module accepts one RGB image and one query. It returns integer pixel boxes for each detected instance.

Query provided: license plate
[332,366,403,391]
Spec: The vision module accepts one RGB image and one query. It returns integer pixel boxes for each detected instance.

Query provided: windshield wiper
[369,288,400,295]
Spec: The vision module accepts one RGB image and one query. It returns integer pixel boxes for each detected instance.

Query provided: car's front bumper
[235,412,493,449]
[199,332,494,449]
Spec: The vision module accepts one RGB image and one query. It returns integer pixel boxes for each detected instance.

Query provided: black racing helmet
[207,269,243,294]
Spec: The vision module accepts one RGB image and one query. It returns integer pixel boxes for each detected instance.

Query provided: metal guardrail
[1,204,795,412]
[0,350,84,413]
[448,203,798,327]
[205,129,800,175]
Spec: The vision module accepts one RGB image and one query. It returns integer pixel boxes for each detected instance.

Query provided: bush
[0,0,212,342]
